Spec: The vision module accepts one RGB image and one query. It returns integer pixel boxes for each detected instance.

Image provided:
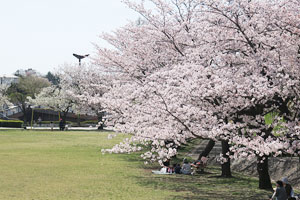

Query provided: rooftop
[0,74,18,78]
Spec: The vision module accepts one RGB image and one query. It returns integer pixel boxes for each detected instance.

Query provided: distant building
[25,68,38,76]
[14,68,38,77]
[2,105,21,117]
[0,75,19,86]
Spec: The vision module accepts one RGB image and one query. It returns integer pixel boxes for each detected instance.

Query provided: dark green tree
[6,75,50,124]
[45,72,60,85]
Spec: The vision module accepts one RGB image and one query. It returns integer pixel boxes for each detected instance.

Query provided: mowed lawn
[0,130,271,200]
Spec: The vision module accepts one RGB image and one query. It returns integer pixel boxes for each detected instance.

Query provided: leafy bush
[0,120,23,128]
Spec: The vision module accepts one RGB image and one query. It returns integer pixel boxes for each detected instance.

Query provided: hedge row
[81,120,98,124]
[39,120,98,125]
[0,120,24,128]
[40,121,73,125]
[0,120,98,128]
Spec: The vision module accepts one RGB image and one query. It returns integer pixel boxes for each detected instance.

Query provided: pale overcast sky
[0,0,139,75]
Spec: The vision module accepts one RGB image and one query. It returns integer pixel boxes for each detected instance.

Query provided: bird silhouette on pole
[73,53,89,66]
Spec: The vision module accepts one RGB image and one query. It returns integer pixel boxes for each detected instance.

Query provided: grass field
[0,130,272,200]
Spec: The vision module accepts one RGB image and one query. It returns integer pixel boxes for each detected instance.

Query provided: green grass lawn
[0,130,271,200]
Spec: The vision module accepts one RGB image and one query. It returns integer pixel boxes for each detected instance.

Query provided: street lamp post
[72,53,89,66]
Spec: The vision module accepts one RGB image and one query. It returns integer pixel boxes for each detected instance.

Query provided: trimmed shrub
[81,120,98,125]
[0,120,24,128]
[40,121,73,125]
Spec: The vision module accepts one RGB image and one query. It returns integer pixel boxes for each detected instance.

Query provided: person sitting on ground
[282,177,296,200]
[163,159,170,167]
[191,160,200,175]
[152,165,172,175]
[162,159,175,173]
[168,164,177,174]
[180,158,192,175]
[271,180,288,200]
[191,156,208,174]
[174,163,181,174]
[152,159,173,175]
[166,163,174,173]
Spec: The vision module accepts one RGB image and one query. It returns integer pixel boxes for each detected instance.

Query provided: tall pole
[73,54,89,66]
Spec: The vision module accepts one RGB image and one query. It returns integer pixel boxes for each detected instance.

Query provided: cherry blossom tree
[191,0,300,188]
[97,0,235,177]
[56,63,114,128]
[96,0,300,189]
[28,85,77,123]
[29,63,113,128]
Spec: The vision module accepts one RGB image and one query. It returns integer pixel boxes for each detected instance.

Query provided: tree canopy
[94,0,300,189]
[6,75,50,123]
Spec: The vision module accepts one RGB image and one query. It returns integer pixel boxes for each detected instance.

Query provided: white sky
[0,0,139,75]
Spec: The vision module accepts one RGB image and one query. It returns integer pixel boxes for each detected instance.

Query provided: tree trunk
[77,114,81,126]
[21,104,27,125]
[97,111,105,130]
[257,156,273,190]
[62,112,67,123]
[197,139,215,160]
[221,140,232,177]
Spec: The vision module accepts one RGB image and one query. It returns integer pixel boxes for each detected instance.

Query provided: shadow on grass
[132,165,271,200]
[114,139,271,200]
